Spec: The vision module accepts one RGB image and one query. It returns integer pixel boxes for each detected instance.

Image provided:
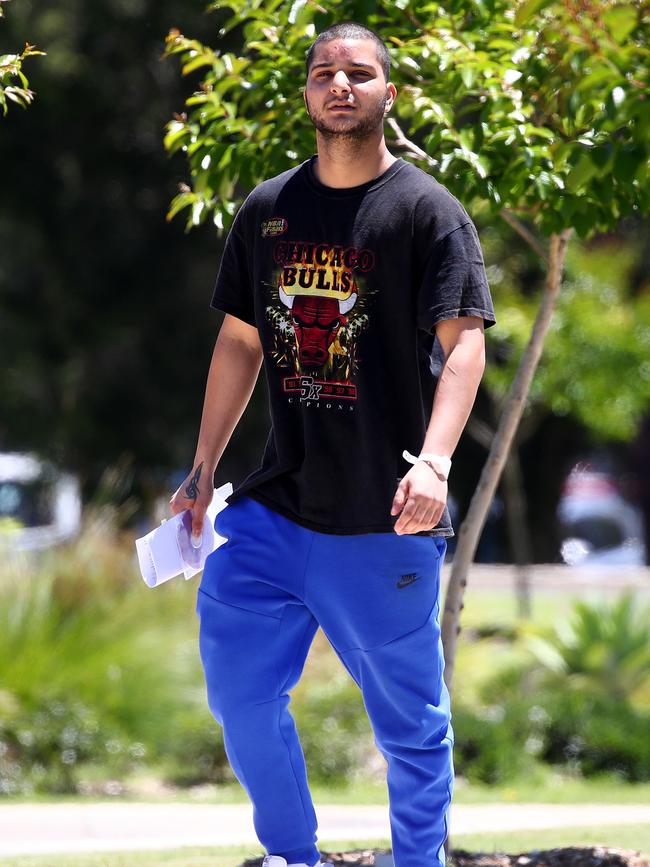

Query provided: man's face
[304,38,396,140]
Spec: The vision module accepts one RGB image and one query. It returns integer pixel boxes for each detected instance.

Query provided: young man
[170,21,496,867]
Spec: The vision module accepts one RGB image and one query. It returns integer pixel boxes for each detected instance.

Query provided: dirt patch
[242,847,650,867]
[449,847,650,867]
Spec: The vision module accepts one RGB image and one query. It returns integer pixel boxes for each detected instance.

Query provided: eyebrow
[311,61,376,71]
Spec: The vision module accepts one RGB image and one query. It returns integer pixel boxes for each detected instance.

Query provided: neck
[313,132,397,189]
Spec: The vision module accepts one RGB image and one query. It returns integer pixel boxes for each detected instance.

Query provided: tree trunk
[441,228,572,693]
[502,443,534,620]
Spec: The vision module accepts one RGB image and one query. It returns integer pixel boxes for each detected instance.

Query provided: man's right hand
[169,461,214,545]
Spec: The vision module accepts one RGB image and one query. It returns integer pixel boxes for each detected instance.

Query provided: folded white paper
[135,482,233,588]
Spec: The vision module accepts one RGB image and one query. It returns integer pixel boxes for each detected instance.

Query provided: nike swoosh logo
[396,574,419,588]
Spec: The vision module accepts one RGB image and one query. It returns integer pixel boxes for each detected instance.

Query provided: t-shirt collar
[303,154,406,198]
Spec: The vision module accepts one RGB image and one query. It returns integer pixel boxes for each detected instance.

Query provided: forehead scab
[310,38,383,74]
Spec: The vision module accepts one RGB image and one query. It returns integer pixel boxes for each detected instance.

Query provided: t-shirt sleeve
[210,202,256,327]
[416,218,496,334]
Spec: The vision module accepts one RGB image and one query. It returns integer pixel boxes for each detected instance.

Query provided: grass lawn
[451,824,650,856]
[5,773,650,806]
[452,775,650,806]
[450,584,648,631]
[268,776,650,806]
[0,844,267,867]
[3,826,650,867]
[0,841,385,867]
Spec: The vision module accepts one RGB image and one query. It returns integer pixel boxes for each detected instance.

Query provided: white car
[0,452,81,551]
[557,463,646,566]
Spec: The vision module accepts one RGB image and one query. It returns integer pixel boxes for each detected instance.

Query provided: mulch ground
[449,848,650,867]
[242,847,650,867]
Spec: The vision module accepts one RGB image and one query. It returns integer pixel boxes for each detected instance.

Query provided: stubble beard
[305,91,388,143]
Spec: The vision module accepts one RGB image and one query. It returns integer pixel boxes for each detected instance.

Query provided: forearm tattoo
[184,462,204,501]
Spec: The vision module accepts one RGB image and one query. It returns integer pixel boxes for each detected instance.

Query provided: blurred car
[557,461,646,566]
[0,452,81,551]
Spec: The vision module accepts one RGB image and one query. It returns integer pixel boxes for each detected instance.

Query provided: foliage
[0,0,44,116]
[0,514,377,793]
[540,690,650,782]
[0,509,376,792]
[0,512,206,794]
[0,42,43,116]
[464,593,650,783]
[483,233,650,440]
[151,648,376,788]
[3,523,650,791]
[160,709,232,787]
[164,0,650,237]
[0,697,128,795]
[293,675,374,784]
[451,700,545,785]
[524,592,650,704]
[0,1,231,485]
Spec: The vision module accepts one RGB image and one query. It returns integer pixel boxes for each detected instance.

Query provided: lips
[329,103,355,111]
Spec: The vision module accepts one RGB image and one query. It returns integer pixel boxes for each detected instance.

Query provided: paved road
[1,802,649,857]
[442,563,650,593]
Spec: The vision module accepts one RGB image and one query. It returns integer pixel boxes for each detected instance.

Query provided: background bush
[0,697,122,795]
[459,594,650,784]
[160,710,232,788]
[540,691,650,781]
[0,510,207,794]
[293,677,374,785]
[2,522,650,794]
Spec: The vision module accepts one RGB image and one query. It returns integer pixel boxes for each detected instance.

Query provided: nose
[330,70,351,95]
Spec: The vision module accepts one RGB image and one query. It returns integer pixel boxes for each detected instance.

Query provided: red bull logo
[274,240,374,370]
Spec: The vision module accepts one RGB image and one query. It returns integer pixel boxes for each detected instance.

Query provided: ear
[384,82,397,113]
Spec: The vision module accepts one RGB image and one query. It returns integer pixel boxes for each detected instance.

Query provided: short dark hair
[305,22,391,82]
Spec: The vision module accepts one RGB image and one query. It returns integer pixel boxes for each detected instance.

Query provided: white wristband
[402,449,451,481]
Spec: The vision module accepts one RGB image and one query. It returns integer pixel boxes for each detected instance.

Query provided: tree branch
[499,208,549,264]
[386,117,438,169]
[465,416,495,450]
[387,119,549,266]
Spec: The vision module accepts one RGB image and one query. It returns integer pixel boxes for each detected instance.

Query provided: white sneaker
[261,856,333,867]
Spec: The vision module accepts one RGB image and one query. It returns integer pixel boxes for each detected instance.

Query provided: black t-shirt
[211,155,496,537]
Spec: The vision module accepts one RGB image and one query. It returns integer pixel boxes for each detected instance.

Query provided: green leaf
[514,0,554,25]
[603,6,638,44]
[460,65,476,89]
[181,53,216,75]
[524,124,555,141]
[163,123,190,152]
[166,191,196,222]
[287,0,307,25]
[565,153,599,193]
[577,64,621,93]
[613,144,646,185]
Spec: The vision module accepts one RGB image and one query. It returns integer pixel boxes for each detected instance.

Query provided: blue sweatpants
[196,495,454,867]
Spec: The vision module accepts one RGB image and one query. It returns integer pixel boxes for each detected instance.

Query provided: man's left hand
[391,462,447,535]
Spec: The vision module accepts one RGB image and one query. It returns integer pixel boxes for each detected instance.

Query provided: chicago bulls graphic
[265,236,377,408]
[278,286,357,369]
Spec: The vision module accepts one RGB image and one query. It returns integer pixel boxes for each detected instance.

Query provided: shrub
[465,594,650,783]
[540,691,650,781]
[293,676,374,785]
[525,592,650,704]
[451,699,545,785]
[0,515,205,794]
[160,710,232,787]
[0,698,133,795]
